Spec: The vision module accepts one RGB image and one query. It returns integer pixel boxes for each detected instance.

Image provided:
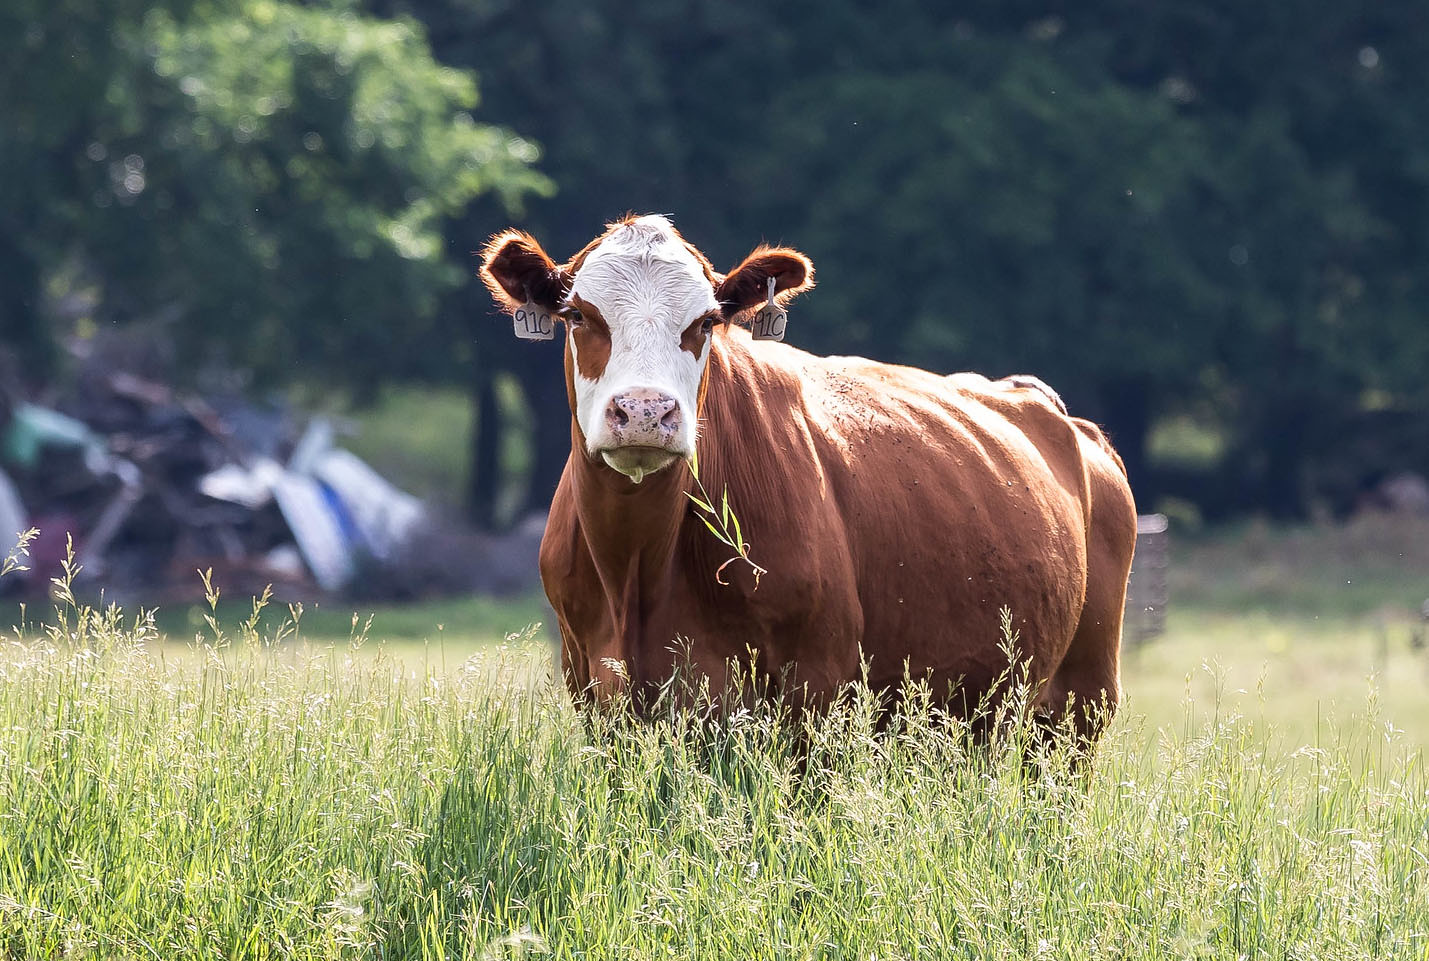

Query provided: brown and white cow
[480,214,1136,738]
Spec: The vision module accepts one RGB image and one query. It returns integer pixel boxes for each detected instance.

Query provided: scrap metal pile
[0,357,539,604]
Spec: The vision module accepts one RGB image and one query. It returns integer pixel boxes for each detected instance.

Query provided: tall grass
[0,583,1425,957]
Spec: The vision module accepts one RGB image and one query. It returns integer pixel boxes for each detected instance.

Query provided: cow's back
[756,347,1097,697]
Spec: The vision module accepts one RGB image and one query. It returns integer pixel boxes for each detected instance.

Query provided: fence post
[1124,513,1169,646]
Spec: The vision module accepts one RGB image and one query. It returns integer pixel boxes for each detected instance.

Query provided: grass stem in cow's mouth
[685,450,766,587]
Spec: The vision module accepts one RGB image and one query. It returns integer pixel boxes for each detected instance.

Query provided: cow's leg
[1042,455,1137,746]
[1043,607,1121,744]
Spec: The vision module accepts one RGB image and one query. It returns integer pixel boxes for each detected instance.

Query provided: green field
[2,517,1428,957]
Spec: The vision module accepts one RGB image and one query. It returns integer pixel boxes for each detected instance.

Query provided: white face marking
[568,216,718,467]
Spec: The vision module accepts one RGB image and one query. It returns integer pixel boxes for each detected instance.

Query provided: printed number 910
[513,305,554,340]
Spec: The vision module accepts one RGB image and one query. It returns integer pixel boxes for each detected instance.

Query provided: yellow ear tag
[512,298,555,341]
[751,276,788,342]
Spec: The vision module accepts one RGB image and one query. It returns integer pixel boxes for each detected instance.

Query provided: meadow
[1,515,1427,958]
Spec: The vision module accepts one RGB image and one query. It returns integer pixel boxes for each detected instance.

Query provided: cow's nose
[605,388,682,446]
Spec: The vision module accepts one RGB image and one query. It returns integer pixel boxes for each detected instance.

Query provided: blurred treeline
[4,0,1428,528]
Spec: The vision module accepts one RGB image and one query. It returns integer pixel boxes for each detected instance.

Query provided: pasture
[2,517,1427,958]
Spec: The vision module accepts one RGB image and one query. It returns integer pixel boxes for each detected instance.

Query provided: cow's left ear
[716,246,815,315]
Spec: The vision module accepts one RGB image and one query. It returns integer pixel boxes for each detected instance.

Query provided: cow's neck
[569,428,692,599]
[566,337,748,610]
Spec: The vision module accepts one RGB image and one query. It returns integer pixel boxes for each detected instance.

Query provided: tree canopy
[5,0,1428,523]
[0,0,549,389]
[414,0,1429,520]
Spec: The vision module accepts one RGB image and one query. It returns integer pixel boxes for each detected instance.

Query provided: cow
[480,214,1137,740]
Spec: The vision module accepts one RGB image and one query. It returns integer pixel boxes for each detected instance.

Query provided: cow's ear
[716,246,815,315]
[480,229,571,311]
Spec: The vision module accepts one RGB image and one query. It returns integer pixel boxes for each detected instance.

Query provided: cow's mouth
[599,446,680,484]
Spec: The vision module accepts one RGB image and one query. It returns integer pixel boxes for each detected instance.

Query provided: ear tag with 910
[751,276,788,342]
[512,298,554,341]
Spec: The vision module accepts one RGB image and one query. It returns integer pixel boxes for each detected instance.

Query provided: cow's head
[480,215,814,482]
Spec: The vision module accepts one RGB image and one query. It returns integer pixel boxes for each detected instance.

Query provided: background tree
[0,0,549,397]
[7,0,1429,525]
[1091,0,1429,514]
[404,0,1429,521]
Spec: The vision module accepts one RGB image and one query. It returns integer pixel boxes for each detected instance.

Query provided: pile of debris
[0,355,540,605]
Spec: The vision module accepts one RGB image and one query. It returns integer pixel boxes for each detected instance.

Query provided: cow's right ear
[479,230,571,312]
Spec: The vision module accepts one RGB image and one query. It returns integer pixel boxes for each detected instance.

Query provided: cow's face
[481,215,813,483]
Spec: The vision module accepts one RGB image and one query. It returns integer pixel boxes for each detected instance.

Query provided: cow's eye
[700,314,716,334]
[563,309,584,328]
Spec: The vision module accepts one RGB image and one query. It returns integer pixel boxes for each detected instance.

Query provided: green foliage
[0,0,549,389]
[740,36,1217,386]
[1167,511,1429,619]
[148,587,553,647]
[3,522,1428,954]
[0,594,1426,957]
[7,0,1429,519]
[389,0,1429,517]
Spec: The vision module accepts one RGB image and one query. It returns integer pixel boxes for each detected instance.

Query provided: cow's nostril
[613,407,630,427]
[660,407,681,431]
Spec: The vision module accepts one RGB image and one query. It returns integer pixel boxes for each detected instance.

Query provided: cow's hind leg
[1041,445,1137,747]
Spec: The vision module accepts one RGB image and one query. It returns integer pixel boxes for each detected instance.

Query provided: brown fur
[483,225,1135,738]
[680,314,716,358]
[480,230,571,310]
[715,246,815,316]
[567,295,612,380]
[541,330,1135,736]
